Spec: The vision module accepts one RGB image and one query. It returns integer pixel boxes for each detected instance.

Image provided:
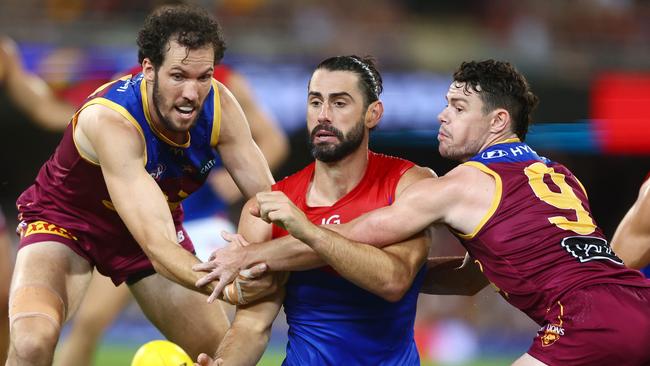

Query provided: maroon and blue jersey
[272,152,424,366]
[457,139,649,324]
[16,73,222,284]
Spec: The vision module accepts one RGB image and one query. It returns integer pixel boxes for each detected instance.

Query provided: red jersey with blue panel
[272,151,425,366]
[460,139,650,365]
[16,73,222,285]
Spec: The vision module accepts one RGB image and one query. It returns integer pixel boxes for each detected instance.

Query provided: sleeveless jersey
[60,63,234,221]
[180,65,233,221]
[16,73,222,266]
[273,151,424,366]
[459,139,649,324]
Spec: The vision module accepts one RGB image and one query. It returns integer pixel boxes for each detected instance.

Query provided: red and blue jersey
[272,151,423,366]
[458,139,649,324]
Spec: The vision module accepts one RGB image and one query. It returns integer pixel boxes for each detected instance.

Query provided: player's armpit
[420,253,489,296]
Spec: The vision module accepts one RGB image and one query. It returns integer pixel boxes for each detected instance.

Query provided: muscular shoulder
[396,165,437,197]
[75,104,144,163]
[215,80,240,118]
[214,79,252,143]
[440,164,496,211]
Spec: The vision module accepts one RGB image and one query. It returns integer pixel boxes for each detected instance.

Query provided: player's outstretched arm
[251,166,437,301]
[611,178,650,269]
[211,190,284,365]
[76,104,215,295]
[210,290,284,366]
[196,195,427,302]
[0,36,74,131]
[214,81,274,199]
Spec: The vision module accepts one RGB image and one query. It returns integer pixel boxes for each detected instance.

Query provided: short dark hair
[314,55,383,108]
[453,60,539,140]
[137,5,226,68]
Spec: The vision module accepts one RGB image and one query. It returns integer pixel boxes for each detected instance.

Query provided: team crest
[539,323,565,347]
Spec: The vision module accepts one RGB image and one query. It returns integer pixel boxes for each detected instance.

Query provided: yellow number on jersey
[524,162,596,235]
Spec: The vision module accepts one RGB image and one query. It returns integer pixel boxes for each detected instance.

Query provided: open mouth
[313,129,339,143]
[175,105,196,118]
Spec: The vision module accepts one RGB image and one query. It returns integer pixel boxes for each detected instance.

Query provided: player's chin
[171,118,197,132]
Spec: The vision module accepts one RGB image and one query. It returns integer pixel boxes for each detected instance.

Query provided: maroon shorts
[528,283,650,365]
[17,219,195,286]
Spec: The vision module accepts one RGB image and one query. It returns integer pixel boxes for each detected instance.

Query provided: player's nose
[181,80,200,102]
[437,108,448,124]
[317,104,332,124]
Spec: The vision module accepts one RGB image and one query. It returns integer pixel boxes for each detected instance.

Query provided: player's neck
[307,147,369,207]
[481,132,519,152]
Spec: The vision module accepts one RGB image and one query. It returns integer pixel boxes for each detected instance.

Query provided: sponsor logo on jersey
[200,158,216,175]
[149,164,166,180]
[116,79,131,92]
[561,236,624,265]
[539,323,565,347]
[481,149,508,159]
[21,220,78,240]
[321,214,341,225]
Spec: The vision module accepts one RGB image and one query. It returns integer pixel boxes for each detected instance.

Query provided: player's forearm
[302,227,421,302]
[215,294,282,366]
[215,326,269,366]
[144,240,216,295]
[613,235,650,269]
[245,235,324,271]
[420,256,489,295]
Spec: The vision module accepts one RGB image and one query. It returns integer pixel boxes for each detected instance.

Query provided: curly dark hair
[453,60,539,140]
[137,5,226,68]
[314,55,383,108]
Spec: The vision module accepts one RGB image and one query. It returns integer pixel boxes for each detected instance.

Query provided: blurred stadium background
[0,0,648,365]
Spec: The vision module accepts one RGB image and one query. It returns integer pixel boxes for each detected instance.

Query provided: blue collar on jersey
[469,138,551,165]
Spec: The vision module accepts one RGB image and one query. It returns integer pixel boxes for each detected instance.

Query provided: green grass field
[94,343,513,366]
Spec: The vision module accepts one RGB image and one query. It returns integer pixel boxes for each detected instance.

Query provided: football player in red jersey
[193,55,476,366]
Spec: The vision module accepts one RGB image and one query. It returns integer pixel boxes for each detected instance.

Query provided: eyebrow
[308,91,354,100]
[169,65,214,74]
[448,96,469,104]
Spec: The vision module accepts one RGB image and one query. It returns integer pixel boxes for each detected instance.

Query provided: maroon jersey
[16,73,222,284]
[459,139,648,324]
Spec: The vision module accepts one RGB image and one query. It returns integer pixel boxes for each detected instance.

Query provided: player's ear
[365,100,383,129]
[490,108,510,134]
[142,59,155,82]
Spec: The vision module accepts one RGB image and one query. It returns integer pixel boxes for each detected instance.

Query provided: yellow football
[130,340,193,366]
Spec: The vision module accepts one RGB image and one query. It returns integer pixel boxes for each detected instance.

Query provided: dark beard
[152,72,198,133]
[308,119,365,163]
